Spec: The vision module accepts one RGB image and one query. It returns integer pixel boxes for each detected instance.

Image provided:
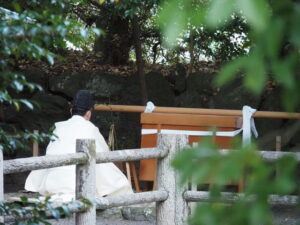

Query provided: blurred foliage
[68,0,250,66]
[159,1,300,224]
[0,0,100,152]
[173,137,299,225]
[0,196,92,225]
[158,0,300,111]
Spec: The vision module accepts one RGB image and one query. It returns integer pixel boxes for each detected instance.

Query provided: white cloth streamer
[144,101,155,113]
[242,105,258,145]
[141,128,242,137]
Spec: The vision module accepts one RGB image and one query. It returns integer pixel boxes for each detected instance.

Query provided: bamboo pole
[94,104,300,119]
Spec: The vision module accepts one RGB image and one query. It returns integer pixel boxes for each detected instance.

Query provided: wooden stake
[125,162,131,186]
[76,139,96,225]
[156,134,189,225]
[276,136,282,152]
[32,130,39,157]
[0,150,4,223]
[130,162,140,192]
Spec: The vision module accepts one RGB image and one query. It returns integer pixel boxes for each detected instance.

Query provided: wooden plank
[139,122,239,181]
[141,113,242,128]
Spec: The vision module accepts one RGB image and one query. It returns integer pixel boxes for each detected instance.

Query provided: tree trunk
[132,16,148,105]
[188,29,195,77]
[94,16,131,65]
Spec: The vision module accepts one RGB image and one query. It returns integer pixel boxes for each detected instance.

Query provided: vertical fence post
[156,134,188,225]
[32,130,39,157]
[76,139,96,225]
[0,150,4,223]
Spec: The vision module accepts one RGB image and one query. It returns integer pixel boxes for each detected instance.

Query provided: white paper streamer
[144,101,155,113]
[242,105,258,145]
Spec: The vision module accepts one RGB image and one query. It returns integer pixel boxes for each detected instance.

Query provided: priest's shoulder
[54,121,66,129]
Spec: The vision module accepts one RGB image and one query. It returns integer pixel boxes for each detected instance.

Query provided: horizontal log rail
[2,135,300,225]
[96,191,168,209]
[94,104,300,119]
[4,191,167,223]
[217,149,300,162]
[4,152,87,174]
[184,191,299,206]
[4,148,164,174]
[96,147,166,163]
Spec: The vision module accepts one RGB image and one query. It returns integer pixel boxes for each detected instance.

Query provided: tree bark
[188,29,195,77]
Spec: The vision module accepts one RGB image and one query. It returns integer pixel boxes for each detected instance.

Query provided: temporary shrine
[94,103,300,192]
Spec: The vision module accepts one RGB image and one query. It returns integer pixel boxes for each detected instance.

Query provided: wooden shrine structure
[96,104,300,191]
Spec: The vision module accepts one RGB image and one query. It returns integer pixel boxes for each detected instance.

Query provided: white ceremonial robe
[25,115,133,199]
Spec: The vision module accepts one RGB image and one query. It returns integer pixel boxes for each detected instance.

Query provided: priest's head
[71,90,94,120]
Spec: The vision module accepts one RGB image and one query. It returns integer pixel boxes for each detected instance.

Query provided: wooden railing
[1,134,300,225]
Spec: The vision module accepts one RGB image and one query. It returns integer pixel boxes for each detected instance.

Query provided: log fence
[0,134,300,224]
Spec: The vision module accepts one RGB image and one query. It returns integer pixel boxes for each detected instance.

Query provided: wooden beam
[141,113,241,128]
[94,104,300,119]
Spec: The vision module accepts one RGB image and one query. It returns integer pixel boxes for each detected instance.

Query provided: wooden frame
[139,113,242,184]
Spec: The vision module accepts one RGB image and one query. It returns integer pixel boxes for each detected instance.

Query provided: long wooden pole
[94,104,300,119]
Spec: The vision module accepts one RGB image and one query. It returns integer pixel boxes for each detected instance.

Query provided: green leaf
[51,208,61,219]
[11,80,24,92]
[46,54,54,65]
[19,99,34,110]
[157,0,187,47]
[20,196,28,203]
[244,54,266,94]
[61,205,72,217]
[272,60,294,89]
[238,0,270,32]
[206,0,237,27]
[264,18,284,59]
[13,101,20,111]
[214,56,246,86]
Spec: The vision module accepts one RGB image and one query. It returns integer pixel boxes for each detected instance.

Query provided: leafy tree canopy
[158,0,300,111]
[0,0,99,152]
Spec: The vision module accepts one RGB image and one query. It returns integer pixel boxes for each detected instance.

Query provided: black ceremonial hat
[72,90,94,111]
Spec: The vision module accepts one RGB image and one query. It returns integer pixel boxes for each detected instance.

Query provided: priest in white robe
[25,90,133,200]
